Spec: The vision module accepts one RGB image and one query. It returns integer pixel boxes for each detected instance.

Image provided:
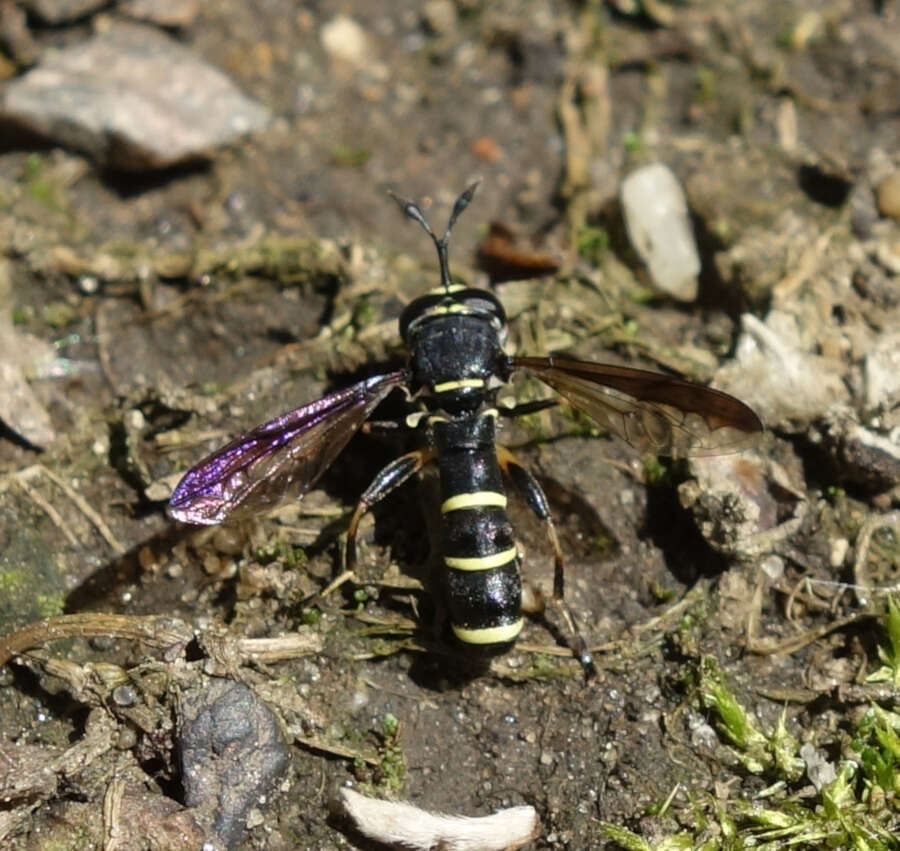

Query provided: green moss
[22,153,68,213]
[0,527,69,631]
[699,657,769,766]
[40,301,78,329]
[300,607,322,626]
[352,295,376,328]
[867,597,900,687]
[647,579,676,603]
[591,531,614,555]
[254,539,307,568]
[825,485,846,504]
[623,131,644,154]
[694,67,718,103]
[330,145,372,168]
[559,404,602,438]
[0,567,28,593]
[33,592,66,619]
[575,225,610,266]
[372,713,406,795]
[609,653,900,849]
[642,455,669,485]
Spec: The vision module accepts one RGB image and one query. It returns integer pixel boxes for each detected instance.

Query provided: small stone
[320,15,373,68]
[120,0,200,29]
[830,537,849,568]
[0,360,56,447]
[818,407,900,492]
[423,0,458,35]
[20,0,105,25]
[471,136,503,163]
[77,274,99,294]
[874,239,900,276]
[801,742,836,791]
[180,678,290,849]
[875,170,900,220]
[620,163,700,301]
[0,1,39,66]
[0,299,58,447]
[865,329,900,412]
[680,452,805,559]
[760,555,784,581]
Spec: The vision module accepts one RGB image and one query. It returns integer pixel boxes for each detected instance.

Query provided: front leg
[345,448,436,571]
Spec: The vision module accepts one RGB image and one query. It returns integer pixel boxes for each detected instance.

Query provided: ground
[0,1,899,849]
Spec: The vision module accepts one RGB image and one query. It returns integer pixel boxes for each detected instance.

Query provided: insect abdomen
[434,423,523,647]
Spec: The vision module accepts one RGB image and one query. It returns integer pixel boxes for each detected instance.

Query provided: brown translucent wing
[168,372,405,525]
[512,355,762,458]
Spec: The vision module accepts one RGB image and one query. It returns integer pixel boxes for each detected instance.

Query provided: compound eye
[458,289,506,324]
[399,294,444,341]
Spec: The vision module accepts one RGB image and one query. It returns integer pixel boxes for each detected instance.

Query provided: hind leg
[497,445,595,677]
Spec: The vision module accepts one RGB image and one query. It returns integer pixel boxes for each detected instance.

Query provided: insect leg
[496,445,596,678]
[497,398,558,418]
[345,448,436,571]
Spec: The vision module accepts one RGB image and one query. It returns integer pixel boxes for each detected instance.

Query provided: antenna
[388,180,481,292]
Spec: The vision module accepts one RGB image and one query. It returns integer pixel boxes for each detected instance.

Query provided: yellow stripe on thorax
[452,618,524,645]
[441,492,507,513]
[427,303,467,316]
[432,377,485,394]
[444,546,518,572]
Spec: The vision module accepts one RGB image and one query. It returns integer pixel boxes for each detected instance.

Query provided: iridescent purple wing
[168,372,405,525]
[512,355,762,458]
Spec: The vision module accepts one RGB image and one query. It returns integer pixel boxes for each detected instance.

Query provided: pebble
[0,22,270,170]
[830,537,849,568]
[819,407,900,492]
[320,14,373,68]
[865,329,900,411]
[680,452,802,558]
[620,163,700,301]
[876,170,900,220]
[874,238,900,276]
[760,555,784,581]
[423,0,458,35]
[20,0,105,24]
[180,678,290,848]
[120,0,200,29]
[0,1,38,66]
[0,283,58,447]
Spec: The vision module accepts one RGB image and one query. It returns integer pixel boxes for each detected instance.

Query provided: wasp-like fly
[168,183,762,670]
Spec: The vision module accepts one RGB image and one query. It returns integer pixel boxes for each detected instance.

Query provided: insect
[168,182,762,671]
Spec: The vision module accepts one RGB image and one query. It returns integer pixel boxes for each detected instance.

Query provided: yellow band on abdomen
[441,491,507,513]
[452,619,524,645]
[444,547,518,572]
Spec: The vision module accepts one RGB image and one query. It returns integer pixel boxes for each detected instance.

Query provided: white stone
[865,329,900,411]
[620,163,700,301]
[715,311,849,427]
[320,15,373,68]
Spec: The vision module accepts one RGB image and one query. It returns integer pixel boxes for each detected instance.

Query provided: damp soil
[1,2,899,849]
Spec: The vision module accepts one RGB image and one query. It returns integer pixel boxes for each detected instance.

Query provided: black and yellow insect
[168,183,761,668]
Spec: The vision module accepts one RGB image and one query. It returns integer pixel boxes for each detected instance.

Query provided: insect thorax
[402,290,508,411]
